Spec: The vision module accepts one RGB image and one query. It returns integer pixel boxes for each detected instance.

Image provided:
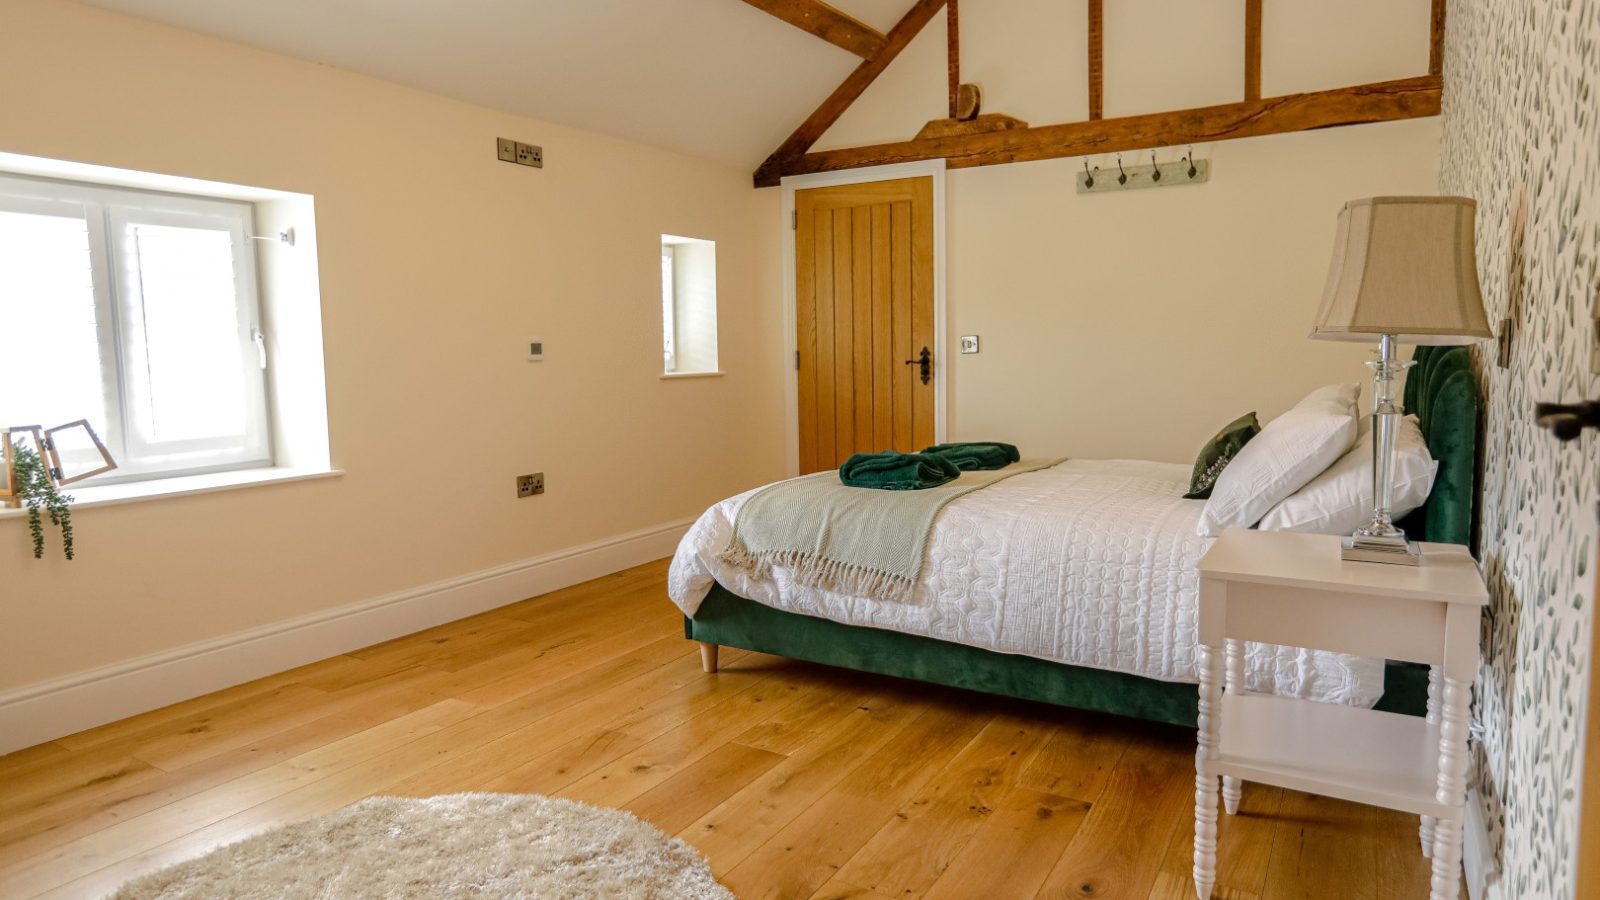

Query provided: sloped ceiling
[74,0,919,168]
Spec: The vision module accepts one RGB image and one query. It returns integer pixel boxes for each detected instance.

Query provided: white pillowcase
[1196,383,1361,538]
[1258,415,1437,535]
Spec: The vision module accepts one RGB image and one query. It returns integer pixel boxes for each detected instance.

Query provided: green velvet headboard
[1397,345,1479,548]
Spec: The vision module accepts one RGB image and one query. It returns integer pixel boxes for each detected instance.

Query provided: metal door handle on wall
[1535,401,1600,441]
[904,347,931,385]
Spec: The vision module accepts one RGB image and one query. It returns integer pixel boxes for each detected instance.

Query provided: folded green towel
[920,442,1021,471]
[839,451,961,490]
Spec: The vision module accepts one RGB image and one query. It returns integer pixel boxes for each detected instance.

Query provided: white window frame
[661,243,677,373]
[0,172,271,483]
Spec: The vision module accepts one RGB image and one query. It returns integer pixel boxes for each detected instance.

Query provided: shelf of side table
[1217,692,1453,818]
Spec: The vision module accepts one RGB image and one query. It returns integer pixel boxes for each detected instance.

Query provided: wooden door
[795,176,935,474]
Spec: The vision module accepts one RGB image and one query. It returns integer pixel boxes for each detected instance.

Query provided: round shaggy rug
[110,793,735,899]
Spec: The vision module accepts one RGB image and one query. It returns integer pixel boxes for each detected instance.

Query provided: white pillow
[1259,415,1437,535]
[1196,383,1361,538]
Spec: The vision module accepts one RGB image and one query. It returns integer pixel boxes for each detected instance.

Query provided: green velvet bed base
[685,583,1429,727]
[684,347,1476,728]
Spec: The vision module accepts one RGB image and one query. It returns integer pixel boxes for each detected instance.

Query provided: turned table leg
[1222,638,1244,815]
[1429,676,1470,900]
[1420,664,1442,858]
[697,641,719,673]
[1193,641,1223,900]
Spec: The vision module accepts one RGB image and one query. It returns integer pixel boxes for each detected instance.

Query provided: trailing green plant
[9,440,74,560]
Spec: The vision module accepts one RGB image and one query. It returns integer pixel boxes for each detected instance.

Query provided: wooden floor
[0,559,1443,899]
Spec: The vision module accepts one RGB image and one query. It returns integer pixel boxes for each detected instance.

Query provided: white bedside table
[1191,529,1487,900]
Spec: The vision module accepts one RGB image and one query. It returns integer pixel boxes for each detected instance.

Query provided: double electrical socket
[496,137,544,168]
[517,473,545,498]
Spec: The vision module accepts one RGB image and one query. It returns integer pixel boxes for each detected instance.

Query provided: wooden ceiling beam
[1429,0,1447,75]
[1244,0,1262,101]
[774,74,1441,178]
[753,0,948,187]
[1087,0,1104,120]
[947,0,960,118]
[740,0,888,59]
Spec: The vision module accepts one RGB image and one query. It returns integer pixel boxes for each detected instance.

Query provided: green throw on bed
[920,442,1021,471]
[839,451,961,490]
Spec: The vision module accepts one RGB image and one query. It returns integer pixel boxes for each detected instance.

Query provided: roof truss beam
[754,0,1447,187]
[779,75,1442,178]
[753,0,948,187]
[739,0,888,59]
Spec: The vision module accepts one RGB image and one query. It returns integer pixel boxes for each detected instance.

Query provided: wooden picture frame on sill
[42,419,117,486]
[0,425,45,510]
[0,429,13,509]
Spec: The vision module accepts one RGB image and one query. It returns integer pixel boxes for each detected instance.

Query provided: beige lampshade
[1311,196,1492,345]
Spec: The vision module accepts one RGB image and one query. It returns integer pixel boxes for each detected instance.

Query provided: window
[660,234,718,375]
[0,172,270,483]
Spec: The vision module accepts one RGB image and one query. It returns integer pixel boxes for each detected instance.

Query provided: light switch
[959,335,980,354]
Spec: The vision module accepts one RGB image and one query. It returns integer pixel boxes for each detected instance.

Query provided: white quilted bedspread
[668,458,1385,707]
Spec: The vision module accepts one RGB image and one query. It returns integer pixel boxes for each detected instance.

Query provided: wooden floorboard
[0,558,1441,898]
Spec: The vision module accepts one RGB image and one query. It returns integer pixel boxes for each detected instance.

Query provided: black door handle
[904,347,931,385]
[1535,400,1600,442]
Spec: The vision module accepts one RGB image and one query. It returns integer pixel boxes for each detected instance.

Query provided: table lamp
[1311,196,1492,565]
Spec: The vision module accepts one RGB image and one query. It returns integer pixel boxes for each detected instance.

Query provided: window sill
[660,371,724,380]
[0,466,343,517]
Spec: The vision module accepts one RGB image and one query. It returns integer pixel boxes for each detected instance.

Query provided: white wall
[0,0,786,698]
[815,0,1442,463]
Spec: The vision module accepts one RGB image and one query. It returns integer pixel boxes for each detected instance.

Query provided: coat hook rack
[1077,151,1209,195]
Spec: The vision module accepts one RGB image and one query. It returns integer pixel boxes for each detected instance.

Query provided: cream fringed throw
[719,459,1063,602]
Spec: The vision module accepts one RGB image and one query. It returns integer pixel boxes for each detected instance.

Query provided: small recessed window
[660,234,717,375]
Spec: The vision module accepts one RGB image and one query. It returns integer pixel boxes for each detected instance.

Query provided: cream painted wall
[0,0,786,690]
[814,0,1442,463]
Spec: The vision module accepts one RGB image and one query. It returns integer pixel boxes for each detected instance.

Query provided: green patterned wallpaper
[1438,2,1599,898]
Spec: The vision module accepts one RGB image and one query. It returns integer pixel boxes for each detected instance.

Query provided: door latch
[1535,400,1600,441]
[904,346,931,386]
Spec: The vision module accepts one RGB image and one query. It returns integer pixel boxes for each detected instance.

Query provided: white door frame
[779,159,948,477]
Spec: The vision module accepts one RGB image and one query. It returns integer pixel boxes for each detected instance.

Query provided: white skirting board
[0,517,695,755]
[1463,787,1498,900]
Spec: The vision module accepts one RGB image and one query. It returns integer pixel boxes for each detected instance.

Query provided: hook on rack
[1076,147,1207,194]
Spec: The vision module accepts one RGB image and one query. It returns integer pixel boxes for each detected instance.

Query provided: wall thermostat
[527,340,544,362]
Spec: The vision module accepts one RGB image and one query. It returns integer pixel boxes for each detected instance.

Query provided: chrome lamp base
[1340,332,1422,567]
[1341,532,1421,566]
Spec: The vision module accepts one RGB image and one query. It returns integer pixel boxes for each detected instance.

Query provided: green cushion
[1183,412,1261,499]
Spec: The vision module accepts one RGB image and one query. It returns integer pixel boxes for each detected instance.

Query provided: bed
[669,346,1479,726]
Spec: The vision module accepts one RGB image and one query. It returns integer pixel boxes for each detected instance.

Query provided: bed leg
[697,641,719,673]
